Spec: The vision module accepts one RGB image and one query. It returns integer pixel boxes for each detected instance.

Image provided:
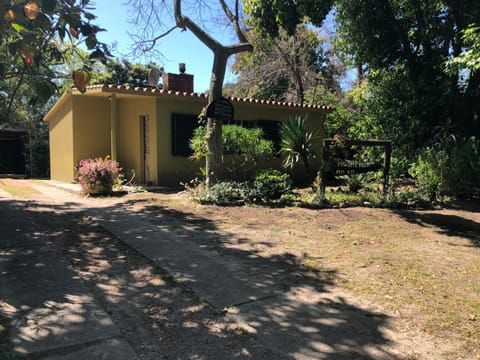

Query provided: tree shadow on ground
[1,194,406,359]
[0,199,124,358]
[394,209,480,247]
[96,198,404,359]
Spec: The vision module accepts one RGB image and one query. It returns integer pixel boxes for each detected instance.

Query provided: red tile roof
[76,84,332,111]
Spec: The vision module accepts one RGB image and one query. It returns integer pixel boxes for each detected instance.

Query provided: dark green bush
[409,137,480,199]
[444,137,480,196]
[190,124,273,180]
[196,181,251,205]
[30,137,50,178]
[253,169,292,201]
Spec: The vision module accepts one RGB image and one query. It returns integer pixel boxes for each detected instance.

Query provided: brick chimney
[162,63,194,93]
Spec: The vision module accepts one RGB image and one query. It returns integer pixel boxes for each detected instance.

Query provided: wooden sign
[206,97,234,121]
[321,139,392,194]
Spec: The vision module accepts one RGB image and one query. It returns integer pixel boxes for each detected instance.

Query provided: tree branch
[219,0,248,43]
[174,0,222,50]
[139,25,178,52]
[226,42,253,56]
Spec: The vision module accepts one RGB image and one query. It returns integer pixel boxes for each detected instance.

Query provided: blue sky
[92,1,236,93]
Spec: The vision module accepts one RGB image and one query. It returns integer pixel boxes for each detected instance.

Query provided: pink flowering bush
[75,157,122,194]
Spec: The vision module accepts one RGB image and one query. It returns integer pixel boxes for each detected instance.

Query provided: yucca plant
[279,115,317,171]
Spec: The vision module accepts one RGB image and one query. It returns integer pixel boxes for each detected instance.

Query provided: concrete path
[0,189,138,359]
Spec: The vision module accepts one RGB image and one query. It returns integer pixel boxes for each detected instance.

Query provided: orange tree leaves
[0,0,110,110]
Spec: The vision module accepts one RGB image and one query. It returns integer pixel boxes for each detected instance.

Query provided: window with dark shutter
[171,114,198,156]
[257,120,281,153]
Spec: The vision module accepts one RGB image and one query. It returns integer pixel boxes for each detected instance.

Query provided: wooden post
[383,142,392,194]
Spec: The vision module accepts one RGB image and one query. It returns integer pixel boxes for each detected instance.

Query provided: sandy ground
[1,178,479,359]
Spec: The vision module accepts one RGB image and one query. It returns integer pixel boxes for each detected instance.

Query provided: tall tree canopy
[229,25,342,104]
[246,0,480,151]
[92,59,163,87]
[335,0,480,147]
[243,0,333,36]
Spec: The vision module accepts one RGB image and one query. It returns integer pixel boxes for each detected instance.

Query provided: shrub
[409,147,443,200]
[279,115,317,170]
[409,137,480,199]
[341,173,370,194]
[30,137,50,178]
[195,181,251,205]
[444,137,480,196]
[252,169,292,201]
[75,157,122,195]
[190,124,274,180]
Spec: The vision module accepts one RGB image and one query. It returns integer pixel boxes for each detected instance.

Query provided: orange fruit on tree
[4,9,15,22]
[24,1,40,20]
[69,27,79,38]
[73,70,88,93]
[21,49,34,66]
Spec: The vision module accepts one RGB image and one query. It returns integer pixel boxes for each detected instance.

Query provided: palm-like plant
[279,115,317,171]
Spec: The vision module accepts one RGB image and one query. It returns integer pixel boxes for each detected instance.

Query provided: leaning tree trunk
[205,49,227,187]
[174,0,252,188]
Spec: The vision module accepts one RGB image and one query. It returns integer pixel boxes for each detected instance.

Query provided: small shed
[0,129,28,177]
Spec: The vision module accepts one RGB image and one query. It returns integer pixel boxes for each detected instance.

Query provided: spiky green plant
[279,115,317,170]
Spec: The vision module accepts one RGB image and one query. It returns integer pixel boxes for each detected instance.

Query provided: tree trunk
[174,0,252,187]
[205,49,228,187]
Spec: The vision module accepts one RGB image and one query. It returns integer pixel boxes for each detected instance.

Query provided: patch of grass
[325,190,383,206]
[301,258,319,270]
[0,184,40,198]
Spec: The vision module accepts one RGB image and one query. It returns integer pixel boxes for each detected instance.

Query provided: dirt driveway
[1,178,479,359]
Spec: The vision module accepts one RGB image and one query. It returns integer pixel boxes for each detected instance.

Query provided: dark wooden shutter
[171,114,198,156]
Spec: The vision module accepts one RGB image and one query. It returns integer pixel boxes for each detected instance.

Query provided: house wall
[72,96,111,166]
[156,96,206,185]
[154,96,326,185]
[48,97,75,182]
[236,103,326,182]
[117,97,158,184]
[46,90,327,186]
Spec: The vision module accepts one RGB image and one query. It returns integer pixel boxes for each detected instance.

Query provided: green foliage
[243,0,333,37]
[335,0,480,147]
[342,174,369,194]
[190,126,209,161]
[92,59,163,87]
[252,169,292,201]
[189,180,251,205]
[443,137,480,195]
[0,0,109,125]
[449,24,480,72]
[409,137,480,199]
[409,148,443,201]
[279,115,316,170]
[184,169,292,205]
[190,124,274,180]
[324,190,381,206]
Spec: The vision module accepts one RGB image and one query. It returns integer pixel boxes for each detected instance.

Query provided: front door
[140,115,150,185]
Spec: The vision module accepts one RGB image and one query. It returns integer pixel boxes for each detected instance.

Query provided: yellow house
[44,72,331,185]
